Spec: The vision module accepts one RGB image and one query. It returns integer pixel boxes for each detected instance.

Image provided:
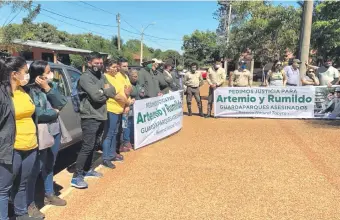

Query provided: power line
[39,12,112,38]
[121,17,141,33]
[69,2,182,42]
[4,8,23,27]
[31,4,117,28]
[79,1,115,16]
[2,10,14,27]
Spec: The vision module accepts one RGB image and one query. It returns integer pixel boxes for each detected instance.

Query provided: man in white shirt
[307,59,339,86]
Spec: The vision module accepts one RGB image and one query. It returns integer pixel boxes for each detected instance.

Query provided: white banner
[133,91,183,150]
[214,87,316,118]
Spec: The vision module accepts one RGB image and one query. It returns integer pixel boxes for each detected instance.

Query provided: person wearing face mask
[229,60,252,87]
[0,57,41,220]
[265,60,287,87]
[301,67,320,86]
[71,52,116,189]
[184,62,204,117]
[24,61,69,218]
[205,61,226,118]
[137,59,162,98]
[306,58,339,87]
[283,59,301,86]
[117,58,134,152]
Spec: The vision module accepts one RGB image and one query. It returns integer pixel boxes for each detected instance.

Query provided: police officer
[184,62,204,117]
[229,60,252,87]
[205,61,226,118]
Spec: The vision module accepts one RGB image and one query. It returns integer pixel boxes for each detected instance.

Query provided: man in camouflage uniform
[184,62,204,117]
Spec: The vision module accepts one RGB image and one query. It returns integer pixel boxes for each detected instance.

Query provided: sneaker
[71,176,88,189]
[28,203,45,219]
[16,214,43,220]
[85,170,103,178]
[125,142,133,150]
[112,154,124,162]
[44,194,67,206]
[102,160,116,169]
[119,145,130,152]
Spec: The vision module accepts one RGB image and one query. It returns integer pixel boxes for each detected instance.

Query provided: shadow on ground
[303,119,340,128]
[9,143,104,218]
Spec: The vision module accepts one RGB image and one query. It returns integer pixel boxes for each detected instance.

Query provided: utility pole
[224,2,232,76]
[140,22,155,66]
[116,13,121,51]
[140,32,144,66]
[299,0,313,85]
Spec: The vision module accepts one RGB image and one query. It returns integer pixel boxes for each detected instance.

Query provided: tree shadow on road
[303,119,340,128]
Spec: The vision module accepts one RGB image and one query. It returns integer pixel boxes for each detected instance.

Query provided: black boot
[198,102,204,117]
[205,106,211,118]
[187,104,192,116]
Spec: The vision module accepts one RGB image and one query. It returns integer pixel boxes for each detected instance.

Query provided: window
[51,68,69,96]
[66,69,81,84]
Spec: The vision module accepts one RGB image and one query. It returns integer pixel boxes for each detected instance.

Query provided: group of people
[0,57,69,220]
[0,52,190,220]
[265,58,339,87]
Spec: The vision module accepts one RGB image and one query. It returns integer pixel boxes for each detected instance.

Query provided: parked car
[27,61,83,150]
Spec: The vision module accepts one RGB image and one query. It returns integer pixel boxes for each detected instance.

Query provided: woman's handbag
[38,124,55,150]
[59,116,72,144]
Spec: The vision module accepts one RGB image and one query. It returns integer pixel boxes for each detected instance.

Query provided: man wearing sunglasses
[306,58,339,87]
[283,59,301,86]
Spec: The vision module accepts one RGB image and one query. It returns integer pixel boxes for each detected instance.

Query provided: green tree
[312,1,340,64]
[182,30,219,67]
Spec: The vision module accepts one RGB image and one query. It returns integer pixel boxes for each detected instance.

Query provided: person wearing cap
[205,61,226,118]
[306,58,339,86]
[137,59,162,98]
[229,60,252,87]
[184,62,204,117]
[301,67,320,86]
[283,59,301,86]
[265,60,287,87]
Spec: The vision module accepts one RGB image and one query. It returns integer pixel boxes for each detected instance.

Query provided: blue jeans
[127,116,134,145]
[102,112,121,161]
[0,163,13,220]
[5,149,37,218]
[122,117,130,144]
[27,133,61,205]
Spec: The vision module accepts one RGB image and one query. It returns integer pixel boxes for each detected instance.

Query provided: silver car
[27,61,82,150]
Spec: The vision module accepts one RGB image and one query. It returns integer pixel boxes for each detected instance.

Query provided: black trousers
[74,118,104,177]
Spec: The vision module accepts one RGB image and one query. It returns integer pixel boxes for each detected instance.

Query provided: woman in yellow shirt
[0,56,39,220]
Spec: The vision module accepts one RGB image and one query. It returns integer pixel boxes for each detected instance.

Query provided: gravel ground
[44,84,340,220]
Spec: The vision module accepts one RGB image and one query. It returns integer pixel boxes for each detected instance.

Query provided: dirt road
[44,85,340,220]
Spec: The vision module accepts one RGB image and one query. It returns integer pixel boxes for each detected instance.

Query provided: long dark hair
[28,60,49,84]
[0,56,27,96]
[271,60,281,72]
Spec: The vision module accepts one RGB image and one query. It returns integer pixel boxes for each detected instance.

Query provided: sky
[0,1,298,53]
